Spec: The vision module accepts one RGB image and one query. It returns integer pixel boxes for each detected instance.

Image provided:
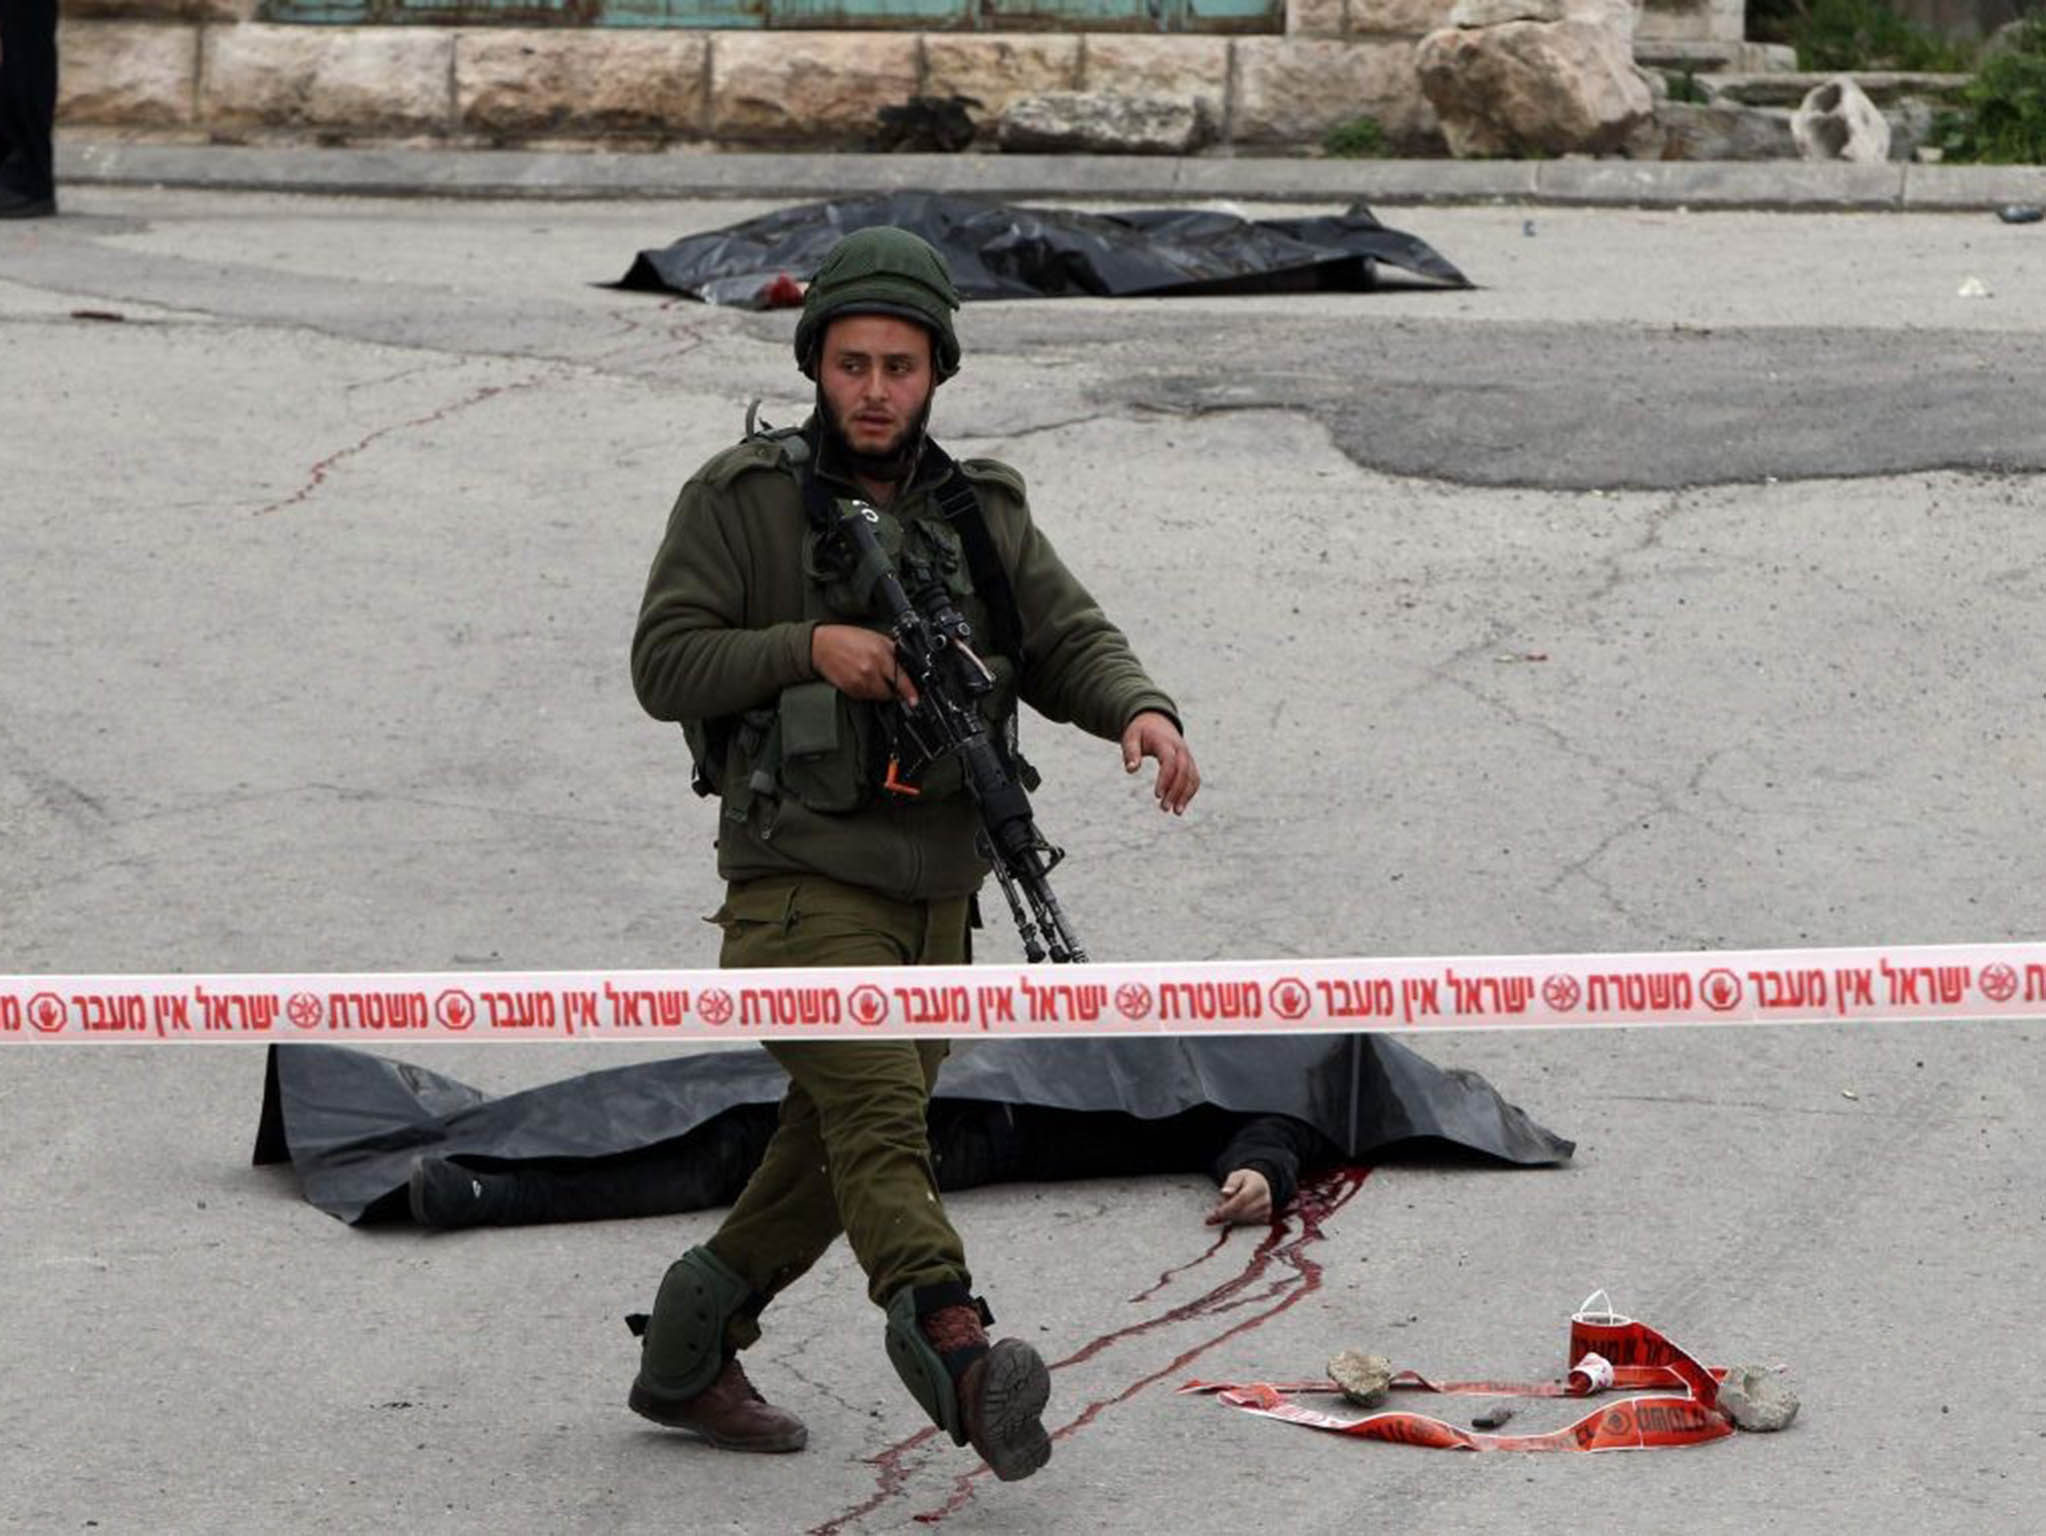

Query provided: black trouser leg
[520,1114,778,1223]
[0,0,59,200]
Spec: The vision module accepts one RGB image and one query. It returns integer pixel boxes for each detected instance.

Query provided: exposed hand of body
[1205,1167,1273,1226]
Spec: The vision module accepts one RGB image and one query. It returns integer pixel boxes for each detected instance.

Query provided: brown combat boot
[922,1305,1052,1482]
[628,1356,808,1454]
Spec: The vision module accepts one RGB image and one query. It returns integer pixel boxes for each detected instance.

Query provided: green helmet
[794,226,962,382]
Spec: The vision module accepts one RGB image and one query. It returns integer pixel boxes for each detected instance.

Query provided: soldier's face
[818,315,936,457]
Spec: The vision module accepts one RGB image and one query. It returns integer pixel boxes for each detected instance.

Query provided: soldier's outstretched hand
[1122,710,1199,815]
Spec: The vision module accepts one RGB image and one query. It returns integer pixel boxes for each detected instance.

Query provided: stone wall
[55,0,1741,150]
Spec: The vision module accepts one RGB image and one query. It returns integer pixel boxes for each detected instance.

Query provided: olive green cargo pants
[704,872,973,1350]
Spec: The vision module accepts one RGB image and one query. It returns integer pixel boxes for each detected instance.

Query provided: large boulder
[996,90,1208,155]
[1416,0,1655,157]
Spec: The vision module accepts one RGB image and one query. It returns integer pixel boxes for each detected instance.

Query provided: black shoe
[409,1156,505,1228]
[0,187,56,220]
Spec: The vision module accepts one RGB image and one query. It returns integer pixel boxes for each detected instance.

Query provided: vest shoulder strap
[931,455,1025,672]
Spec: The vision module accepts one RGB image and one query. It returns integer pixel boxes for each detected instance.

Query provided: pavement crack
[761,1343,867,1419]
[5,246,723,386]
[253,366,562,516]
[1580,487,1687,611]
[1389,492,1747,923]
[10,768,114,831]
[228,302,708,513]
[343,359,466,395]
[955,411,1120,447]
[0,726,115,831]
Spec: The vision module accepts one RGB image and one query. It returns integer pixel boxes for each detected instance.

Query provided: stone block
[1635,39,1797,73]
[923,35,1081,124]
[1653,100,1795,159]
[1902,162,2046,210]
[1637,0,1743,42]
[1704,69,1972,107]
[1637,0,1711,42]
[57,21,196,128]
[61,0,250,19]
[1536,157,1903,206]
[456,30,708,141]
[1351,0,1460,34]
[710,32,919,144]
[1080,35,1229,130]
[202,25,453,136]
[1449,0,1562,23]
[1287,0,1347,36]
[998,91,1206,154]
[1231,37,1434,146]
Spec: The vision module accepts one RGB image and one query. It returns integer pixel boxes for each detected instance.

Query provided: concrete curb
[57,138,2046,209]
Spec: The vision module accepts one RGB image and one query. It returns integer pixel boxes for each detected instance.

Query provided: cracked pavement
[3,188,2044,1532]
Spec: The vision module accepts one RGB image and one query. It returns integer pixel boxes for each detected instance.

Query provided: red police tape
[1178,1295,1744,1452]
[4,940,2044,1041]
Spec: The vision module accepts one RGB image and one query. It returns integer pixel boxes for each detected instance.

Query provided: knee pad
[638,1245,756,1400]
[884,1287,966,1446]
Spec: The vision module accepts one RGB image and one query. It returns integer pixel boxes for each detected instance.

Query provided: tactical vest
[683,421,1030,828]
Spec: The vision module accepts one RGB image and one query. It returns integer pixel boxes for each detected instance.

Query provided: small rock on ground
[1327,1350,1394,1407]
[1718,1365,1801,1431]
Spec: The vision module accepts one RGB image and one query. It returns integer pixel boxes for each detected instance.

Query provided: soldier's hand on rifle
[1122,710,1199,815]
[812,623,919,706]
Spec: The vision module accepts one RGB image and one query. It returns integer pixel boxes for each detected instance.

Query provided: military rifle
[820,497,1087,964]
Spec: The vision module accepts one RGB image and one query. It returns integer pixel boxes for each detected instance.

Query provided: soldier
[627,226,1199,1481]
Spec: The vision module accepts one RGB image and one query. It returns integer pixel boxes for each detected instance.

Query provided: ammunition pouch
[682,706,774,805]
[774,680,882,814]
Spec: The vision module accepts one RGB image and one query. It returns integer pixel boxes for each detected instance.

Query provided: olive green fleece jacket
[632,422,1180,902]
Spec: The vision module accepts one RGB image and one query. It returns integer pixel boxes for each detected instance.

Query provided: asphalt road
[3,187,2042,1533]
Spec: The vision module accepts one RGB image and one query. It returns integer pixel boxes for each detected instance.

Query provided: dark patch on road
[1097,320,2046,490]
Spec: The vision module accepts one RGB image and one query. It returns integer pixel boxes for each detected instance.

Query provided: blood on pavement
[807,1167,1371,1533]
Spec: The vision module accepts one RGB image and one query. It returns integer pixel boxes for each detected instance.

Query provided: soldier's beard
[819,383,933,486]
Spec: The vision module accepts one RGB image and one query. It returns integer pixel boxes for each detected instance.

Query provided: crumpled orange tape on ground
[1179,1296,1742,1452]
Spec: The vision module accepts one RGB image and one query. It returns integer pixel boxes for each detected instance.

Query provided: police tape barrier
[1178,1294,1744,1453]
[4,940,2046,1042]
